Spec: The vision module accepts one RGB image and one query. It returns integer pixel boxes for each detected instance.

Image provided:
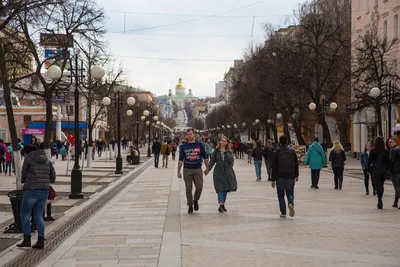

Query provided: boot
[32,236,44,249]
[16,235,31,248]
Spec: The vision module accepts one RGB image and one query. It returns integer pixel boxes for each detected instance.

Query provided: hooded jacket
[21,150,56,190]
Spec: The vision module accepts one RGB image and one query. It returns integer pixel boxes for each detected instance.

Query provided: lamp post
[144,109,158,157]
[47,54,105,199]
[309,95,337,144]
[255,119,260,140]
[102,95,135,174]
[267,119,272,140]
[234,124,238,139]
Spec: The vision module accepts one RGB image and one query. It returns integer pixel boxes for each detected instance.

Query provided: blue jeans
[276,179,295,215]
[254,160,262,178]
[311,169,321,187]
[154,153,160,167]
[5,161,11,174]
[21,190,49,237]
[217,191,227,203]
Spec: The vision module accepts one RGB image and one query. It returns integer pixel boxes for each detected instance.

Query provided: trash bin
[4,190,23,233]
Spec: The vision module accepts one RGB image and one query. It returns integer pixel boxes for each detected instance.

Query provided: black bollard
[44,203,55,221]
[4,190,23,233]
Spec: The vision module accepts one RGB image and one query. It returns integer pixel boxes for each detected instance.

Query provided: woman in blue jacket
[361,141,376,195]
[305,137,326,189]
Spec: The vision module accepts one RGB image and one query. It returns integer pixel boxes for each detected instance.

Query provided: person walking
[368,136,389,209]
[5,145,12,175]
[160,140,170,168]
[361,141,376,195]
[205,138,213,160]
[388,137,400,209]
[17,145,56,249]
[305,137,325,189]
[263,139,274,181]
[246,139,254,164]
[271,135,299,218]
[204,136,237,213]
[329,140,346,190]
[252,140,264,181]
[152,138,162,168]
[177,128,208,214]
[171,141,177,160]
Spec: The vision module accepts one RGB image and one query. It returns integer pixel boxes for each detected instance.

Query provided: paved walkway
[34,156,400,267]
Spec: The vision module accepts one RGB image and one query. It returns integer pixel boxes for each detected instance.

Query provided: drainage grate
[3,159,152,267]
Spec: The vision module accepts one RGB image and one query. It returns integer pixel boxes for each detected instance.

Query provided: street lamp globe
[143,110,149,117]
[126,110,133,116]
[90,66,105,80]
[267,119,272,124]
[369,87,381,98]
[255,119,260,124]
[227,125,231,128]
[309,103,317,111]
[141,115,146,121]
[234,124,237,128]
[127,96,136,106]
[252,122,256,126]
[272,52,277,57]
[242,122,246,127]
[47,65,62,80]
[329,102,338,110]
[153,116,159,121]
[156,121,161,125]
[102,97,111,106]
[222,125,225,129]
[277,113,282,119]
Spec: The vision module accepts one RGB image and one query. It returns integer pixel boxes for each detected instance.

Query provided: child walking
[5,146,12,175]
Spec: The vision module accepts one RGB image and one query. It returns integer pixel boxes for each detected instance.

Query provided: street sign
[40,33,74,47]
[45,49,70,58]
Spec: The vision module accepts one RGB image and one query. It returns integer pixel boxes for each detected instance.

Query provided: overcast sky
[97,0,302,98]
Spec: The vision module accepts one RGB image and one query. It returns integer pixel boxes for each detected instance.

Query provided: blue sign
[45,49,70,58]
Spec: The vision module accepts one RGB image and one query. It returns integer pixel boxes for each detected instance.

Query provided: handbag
[48,185,57,200]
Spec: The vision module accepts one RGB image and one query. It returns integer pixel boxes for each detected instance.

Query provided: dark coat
[21,150,56,190]
[329,149,346,167]
[208,149,237,193]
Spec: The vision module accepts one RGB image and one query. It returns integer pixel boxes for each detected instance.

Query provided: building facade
[351,0,400,154]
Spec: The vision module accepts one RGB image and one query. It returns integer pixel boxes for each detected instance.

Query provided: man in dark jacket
[17,145,56,249]
[152,138,162,168]
[388,137,400,209]
[271,135,299,218]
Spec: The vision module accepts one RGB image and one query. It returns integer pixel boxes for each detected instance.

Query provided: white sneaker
[289,204,295,217]
[280,214,286,219]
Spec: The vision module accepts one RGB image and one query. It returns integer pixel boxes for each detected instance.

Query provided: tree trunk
[292,121,306,145]
[0,47,22,189]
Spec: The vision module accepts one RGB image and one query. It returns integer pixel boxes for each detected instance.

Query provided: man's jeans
[276,179,295,215]
[217,191,227,203]
[311,169,321,187]
[254,160,262,178]
[21,190,49,237]
[154,153,160,167]
[392,173,400,205]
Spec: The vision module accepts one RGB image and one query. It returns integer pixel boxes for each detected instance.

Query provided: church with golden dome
[168,77,198,108]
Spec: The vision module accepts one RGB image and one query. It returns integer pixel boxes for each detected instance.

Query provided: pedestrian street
[35,157,400,267]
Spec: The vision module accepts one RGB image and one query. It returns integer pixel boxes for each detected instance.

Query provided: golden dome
[176,77,185,89]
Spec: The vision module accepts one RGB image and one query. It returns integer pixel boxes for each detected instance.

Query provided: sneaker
[310,185,315,189]
[188,206,193,214]
[315,186,319,189]
[366,191,369,195]
[218,206,224,213]
[221,205,227,212]
[280,214,286,218]
[288,204,295,217]
[392,203,398,208]
[193,200,199,211]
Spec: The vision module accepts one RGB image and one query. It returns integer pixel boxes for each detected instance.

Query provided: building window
[0,130,7,141]
[65,105,74,117]
[383,20,388,39]
[395,15,399,40]
[23,115,31,123]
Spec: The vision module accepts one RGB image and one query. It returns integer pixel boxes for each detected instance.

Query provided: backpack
[278,148,295,175]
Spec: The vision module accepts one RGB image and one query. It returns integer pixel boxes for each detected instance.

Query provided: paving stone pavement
[33,156,400,267]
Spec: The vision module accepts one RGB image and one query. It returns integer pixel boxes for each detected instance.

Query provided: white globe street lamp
[277,113,282,119]
[90,66,106,81]
[146,121,150,125]
[234,124,237,128]
[369,87,381,98]
[255,119,260,124]
[141,116,146,121]
[154,116,159,121]
[267,119,272,124]
[102,97,111,106]
[127,96,136,106]
[156,121,161,125]
[242,122,246,127]
[126,110,133,116]
[143,110,149,117]
[47,65,62,80]
[309,103,317,111]
[329,102,338,110]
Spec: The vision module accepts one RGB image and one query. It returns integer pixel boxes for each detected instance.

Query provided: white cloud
[97,0,302,97]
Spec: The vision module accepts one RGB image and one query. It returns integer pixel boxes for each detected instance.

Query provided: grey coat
[22,150,56,190]
[208,149,237,193]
